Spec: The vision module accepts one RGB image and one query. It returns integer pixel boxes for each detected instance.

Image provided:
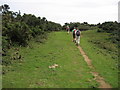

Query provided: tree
[2,4,10,12]
[83,22,88,25]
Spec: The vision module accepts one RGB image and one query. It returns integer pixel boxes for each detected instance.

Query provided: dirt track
[78,46,112,88]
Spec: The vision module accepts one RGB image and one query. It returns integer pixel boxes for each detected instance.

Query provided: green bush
[2,36,9,50]
[98,22,120,44]
[97,28,103,32]
[6,22,31,46]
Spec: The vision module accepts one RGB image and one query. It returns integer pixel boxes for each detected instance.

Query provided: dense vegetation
[2,4,61,47]
[97,21,120,45]
[2,4,62,65]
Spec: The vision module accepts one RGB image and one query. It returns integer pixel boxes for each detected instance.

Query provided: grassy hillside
[3,32,98,88]
[80,30,118,88]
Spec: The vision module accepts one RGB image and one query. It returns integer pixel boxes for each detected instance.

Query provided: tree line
[2,4,119,56]
[2,4,62,52]
[62,22,97,31]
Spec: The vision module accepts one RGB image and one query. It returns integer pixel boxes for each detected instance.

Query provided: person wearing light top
[66,25,70,33]
[75,28,81,46]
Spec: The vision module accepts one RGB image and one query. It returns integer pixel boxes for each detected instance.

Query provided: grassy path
[3,31,118,88]
[3,31,98,88]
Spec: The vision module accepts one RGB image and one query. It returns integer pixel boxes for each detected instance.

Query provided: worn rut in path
[78,46,112,88]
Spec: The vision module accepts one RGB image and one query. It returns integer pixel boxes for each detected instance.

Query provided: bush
[31,26,44,37]
[2,36,10,50]
[6,22,32,46]
[98,22,119,44]
[97,28,103,32]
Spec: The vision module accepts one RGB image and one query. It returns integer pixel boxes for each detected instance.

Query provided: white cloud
[1,0,119,25]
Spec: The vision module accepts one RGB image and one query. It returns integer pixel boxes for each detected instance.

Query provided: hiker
[66,25,70,33]
[72,27,77,42]
[75,28,81,46]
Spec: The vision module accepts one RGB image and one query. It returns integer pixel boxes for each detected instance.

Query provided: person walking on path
[75,28,81,46]
[72,27,77,42]
[66,25,70,34]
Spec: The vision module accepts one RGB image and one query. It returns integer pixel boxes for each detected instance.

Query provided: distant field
[80,30,118,87]
[3,31,99,88]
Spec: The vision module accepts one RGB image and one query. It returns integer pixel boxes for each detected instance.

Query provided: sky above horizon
[1,0,119,25]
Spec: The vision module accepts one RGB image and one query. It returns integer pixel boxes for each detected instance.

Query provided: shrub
[6,22,31,46]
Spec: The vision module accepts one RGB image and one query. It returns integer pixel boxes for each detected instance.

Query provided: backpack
[76,30,80,36]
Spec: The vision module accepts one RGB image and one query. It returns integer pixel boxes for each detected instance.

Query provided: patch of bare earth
[78,46,112,88]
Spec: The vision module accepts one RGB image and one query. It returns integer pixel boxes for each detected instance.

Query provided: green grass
[80,30,118,88]
[2,31,99,88]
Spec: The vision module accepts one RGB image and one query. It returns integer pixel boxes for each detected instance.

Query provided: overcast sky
[1,0,119,25]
